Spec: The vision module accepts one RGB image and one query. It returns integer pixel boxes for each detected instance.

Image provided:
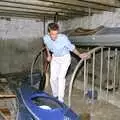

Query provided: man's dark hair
[48,23,59,32]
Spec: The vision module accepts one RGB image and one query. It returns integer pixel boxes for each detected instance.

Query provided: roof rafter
[0,0,119,20]
[81,0,120,8]
[0,2,89,16]
[38,0,116,11]
[0,8,87,20]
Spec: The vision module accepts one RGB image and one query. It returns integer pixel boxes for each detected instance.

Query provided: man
[43,23,89,102]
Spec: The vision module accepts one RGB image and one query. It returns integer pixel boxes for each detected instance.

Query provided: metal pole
[84,59,87,96]
[54,12,58,23]
[113,48,117,94]
[88,8,91,29]
[100,47,103,97]
[41,16,46,75]
[43,16,46,35]
[106,48,110,99]
[92,51,95,102]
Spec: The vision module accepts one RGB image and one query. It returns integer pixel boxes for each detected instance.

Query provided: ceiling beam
[0,7,59,15]
[81,0,120,7]
[0,8,86,20]
[0,0,118,21]
[0,11,69,21]
[37,0,116,11]
[0,2,89,16]
[0,0,97,20]
[0,0,102,14]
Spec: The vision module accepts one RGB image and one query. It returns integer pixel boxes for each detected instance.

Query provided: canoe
[17,84,80,120]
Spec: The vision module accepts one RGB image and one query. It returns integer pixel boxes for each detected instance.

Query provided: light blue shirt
[43,34,75,57]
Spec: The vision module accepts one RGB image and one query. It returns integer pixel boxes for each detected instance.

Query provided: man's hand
[79,53,90,60]
[73,48,91,60]
[46,55,52,62]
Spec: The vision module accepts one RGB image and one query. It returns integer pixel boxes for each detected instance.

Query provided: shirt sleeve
[64,35,75,51]
[43,35,51,52]
[43,35,47,45]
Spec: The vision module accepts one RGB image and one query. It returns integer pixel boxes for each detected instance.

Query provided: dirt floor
[45,83,120,120]
[64,88,120,120]
[44,82,120,120]
[1,72,120,120]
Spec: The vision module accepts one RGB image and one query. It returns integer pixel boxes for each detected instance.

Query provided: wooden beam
[0,7,76,18]
[81,0,120,7]
[0,10,86,21]
[0,0,102,14]
[0,11,69,20]
[0,6,88,19]
[0,94,16,98]
[0,4,89,17]
[37,0,116,11]
[0,0,117,20]
[0,1,92,20]
[0,6,58,15]
[0,1,89,15]
[0,108,11,120]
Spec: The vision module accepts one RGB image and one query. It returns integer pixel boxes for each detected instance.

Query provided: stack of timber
[0,75,16,120]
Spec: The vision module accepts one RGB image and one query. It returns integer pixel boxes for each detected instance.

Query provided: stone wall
[0,18,64,74]
[62,9,120,30]
[0,38,43,73]
[0,18,44,74]
[0,18,44,39]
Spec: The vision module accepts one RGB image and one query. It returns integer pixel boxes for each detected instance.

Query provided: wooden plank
[0,1,90,15]
[82,0,120,7]
[0,94,16,99]
[2,0,115,10]
[38,0,116,11]
[0,0,101,14]
[0,108,11,120]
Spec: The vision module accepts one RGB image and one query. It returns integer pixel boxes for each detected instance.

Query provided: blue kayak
[17,84,80,120]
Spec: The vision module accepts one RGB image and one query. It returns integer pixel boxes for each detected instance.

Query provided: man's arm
[45,46,52,62]
[64,35,89,59]
[72,48,90,59]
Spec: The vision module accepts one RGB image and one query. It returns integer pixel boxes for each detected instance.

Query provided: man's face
[49,30,58,41]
